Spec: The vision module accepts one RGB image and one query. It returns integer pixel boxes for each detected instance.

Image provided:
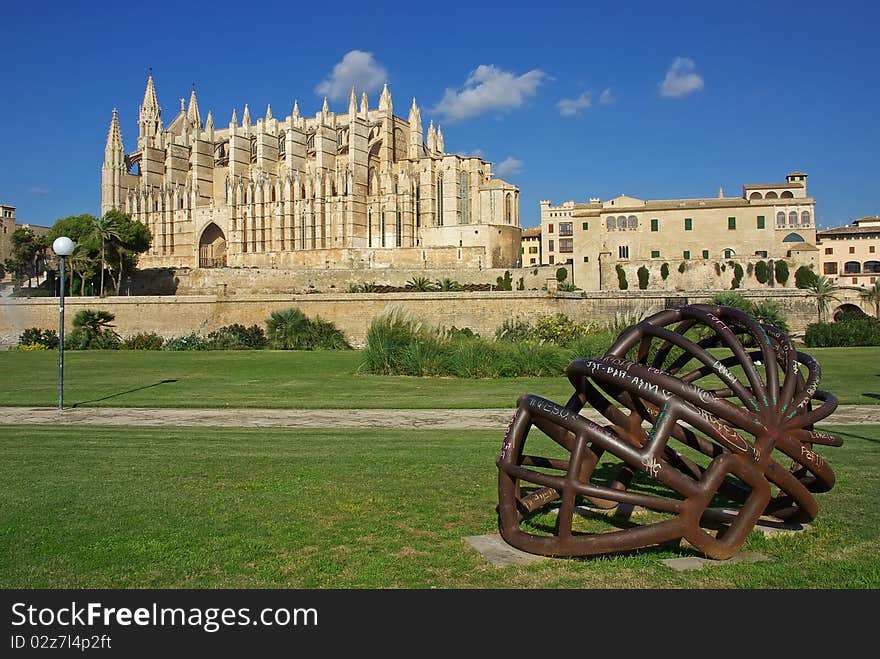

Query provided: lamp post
[53,237,75,410]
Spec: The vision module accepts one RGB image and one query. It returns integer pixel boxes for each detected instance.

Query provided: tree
[92,213,120,297]
[406,276,437,292]
[795,265,819,289]
[805,276,840,322]
[774,260,790,286]
[105,210,151,294]
[3,227,48,289]
[48,215,101,295]
[859,280,880,318]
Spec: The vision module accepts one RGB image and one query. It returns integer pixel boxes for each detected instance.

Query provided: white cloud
[315,50,388,101]
[660,57,704,98]
[495,157,523,178]
[27,187,50,195]
[557,93,592,117]
[461,148,485,158]
[598,88,614,105]
[434,65,547,122]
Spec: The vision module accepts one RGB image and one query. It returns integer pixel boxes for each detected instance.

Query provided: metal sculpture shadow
[496,304,842,560]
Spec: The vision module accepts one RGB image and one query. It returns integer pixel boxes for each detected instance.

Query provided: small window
[606,217,615,230]
[724,249,734,258]
[619,245,629,259]
[754,250,768,258]
[824,262,837,275]
[651,250,660,258]
[801,211,811,226]
[870,246,876,254]
[549,240,555,252]
[627,215,637,229]
[583,256,589,263]
[683,250,690,259]
[548,223,554,233]
[582,221,589,230]
[728,217,736,230]
[684,217,692,231]
[825,247,833,255]
[549,255,555,264]
[559,222,573,236]
[559,238,573,253]
[650,218,658,232]
[776,211,786,226]
[702,249,709,259]
[850,246,855,254]
[757,215,765,229]
[529,246,538,254]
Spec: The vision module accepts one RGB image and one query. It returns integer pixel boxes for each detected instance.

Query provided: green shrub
[163,333,207,351]
[530,313,596,346]
[65,309,121,350]
[266,308,350,350]
[405,276,436,292]
[795,265,819,289]
[714,262,722,276]
[775,260,790,285]
[556,267,568,282]
[755,260,769,284]
[731,263,744,289]
[18,327,59,349]
[495,271,513,291]
[661,263,670,280]
[678,262,687,274]
[434,278,462,292]
[206,324,267,350]
[751,300,789,333]
[123,332,165,350]
[804,317,880,347]
[637,266,649,290]
[16,342,48,351]
[495,318,533,343]
[616,265,628,290]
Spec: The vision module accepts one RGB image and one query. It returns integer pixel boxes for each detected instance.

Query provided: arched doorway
[833,303,866,322]
[199,223,227,268]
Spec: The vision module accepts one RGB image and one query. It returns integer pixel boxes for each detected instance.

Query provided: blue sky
[1,0,877,229]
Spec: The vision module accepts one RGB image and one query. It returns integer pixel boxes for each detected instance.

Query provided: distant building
[102,75,522,271]
[0,204,49,269]
[520,226,541,266]
[540,172,816,290]
[817,216,880,286]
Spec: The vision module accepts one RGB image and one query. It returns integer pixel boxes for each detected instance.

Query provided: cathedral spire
[292,99,300,120]
[348,87,357,116]
[138,73,162,149]
[378,83,392,113]
[205,110,215,141]
[242,104,251,135]
[104,108,124,160]
[265,104,273,121]
[359,91,369,118]
[408,98,421,132]
[187,88,201,130]
[427,120,436,153]
[436,124,444,153]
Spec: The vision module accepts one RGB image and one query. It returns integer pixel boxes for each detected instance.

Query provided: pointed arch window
[460,172,469,224]
[278,132,286,157]
[368,207,373,246]
[437,177,444,225]
[396,211,402,247]
[415,186,421,228]
[381,210,386,247]
[505,192,512,223]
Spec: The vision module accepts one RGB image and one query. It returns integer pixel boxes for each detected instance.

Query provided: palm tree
[92,214,120,297]
[266,308,312,349]
[859,280,880,318]
[405,276,436,292]
[434,278,462,291]
[806,275,840,322]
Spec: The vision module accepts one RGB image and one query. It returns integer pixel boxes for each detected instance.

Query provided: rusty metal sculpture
[497,304,842,560]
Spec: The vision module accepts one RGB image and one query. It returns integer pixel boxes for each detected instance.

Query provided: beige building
[540,172,817,290]
[817,216,880,287]
[0,204,15,264]
[520,226,542,266]
[102,76,522,272]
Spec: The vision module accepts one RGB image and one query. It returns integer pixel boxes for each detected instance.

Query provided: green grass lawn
[1,424,876,589]
[0,346,878,409]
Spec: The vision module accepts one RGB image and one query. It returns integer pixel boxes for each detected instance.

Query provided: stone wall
[0,289,822,349]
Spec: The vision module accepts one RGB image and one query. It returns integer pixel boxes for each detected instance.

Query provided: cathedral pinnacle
[230,108,238,126]
[266,104,273,121]
[187,88,201,130]
[105,107,124,155]
[348,87,357,116]
[292,100,300,120]
[141,73,160,115]
[359,91,369,117]
[378,83,392,113]
[322,97,329,115]
[242,104,251,127]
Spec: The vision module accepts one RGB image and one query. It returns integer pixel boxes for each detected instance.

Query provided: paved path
[1,405,877,429]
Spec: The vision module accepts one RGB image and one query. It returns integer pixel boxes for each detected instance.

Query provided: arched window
[789,211,798,226]
[801,211,811,225]
[781,190,794,198]
[782,232,805,242]
[864,260,880,273]
[606,217,615,231]
[460,172,469,224]
[505,192,512,223]
[723,248,735,258]
[271,186,276,203]
[844,261,861,274]
[765,191,778,199]
[776,211,786,226]
[396,211,402,247]
[278,132,286,157]
[250,136,257,162]
[627,215,637,229]
[749,191,763,200]
[381,210,386,247]
[368,208,372,246]
[437,177,444,225]
[617,215,627,229]
[415,186,421,228]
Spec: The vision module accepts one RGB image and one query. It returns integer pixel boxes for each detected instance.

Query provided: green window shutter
[650,218,658,232]
[684,217,692,231]
[702,249,709,259]
[582,221,589,230]
[651,250,660,258]
[683,250,690,259]
[757,215,765,229]
[728,217,736,230]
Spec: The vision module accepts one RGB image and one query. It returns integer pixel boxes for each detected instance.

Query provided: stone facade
[817,216,880,287]
[102,76,522,272]
[520,226,542,267]
[0,204,15,265]
[539,172,817,290]
[0,289,829,350]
